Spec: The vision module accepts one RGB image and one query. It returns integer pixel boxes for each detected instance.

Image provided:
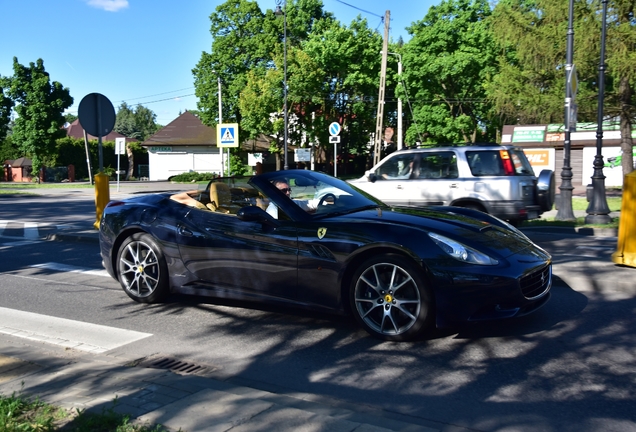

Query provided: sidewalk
[0,341,437,432]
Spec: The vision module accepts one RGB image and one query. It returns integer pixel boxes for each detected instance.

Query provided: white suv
[350,144,555,224]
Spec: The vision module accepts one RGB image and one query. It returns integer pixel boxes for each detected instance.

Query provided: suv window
[466,149,534,176]
[376,153,416,180]
[418,151,458,179]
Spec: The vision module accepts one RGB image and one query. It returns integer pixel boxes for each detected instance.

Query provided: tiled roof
[142,111,216,146]
[64,119,134,141]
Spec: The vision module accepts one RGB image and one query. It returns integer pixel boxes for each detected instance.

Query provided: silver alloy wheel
[354,262,421,336]
[119,239,161,298]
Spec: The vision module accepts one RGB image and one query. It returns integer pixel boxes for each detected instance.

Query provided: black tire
[350,254,433,341]
[117,233,169,303]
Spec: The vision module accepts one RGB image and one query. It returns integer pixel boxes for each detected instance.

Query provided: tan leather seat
[207,182,232,213]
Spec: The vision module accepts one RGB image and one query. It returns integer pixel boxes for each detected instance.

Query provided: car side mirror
[237,205,278,226]
[367,172,378,183]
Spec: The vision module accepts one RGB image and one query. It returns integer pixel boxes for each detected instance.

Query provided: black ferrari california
[99,170,551,341]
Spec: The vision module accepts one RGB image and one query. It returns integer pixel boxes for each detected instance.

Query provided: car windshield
[254,170,384,219]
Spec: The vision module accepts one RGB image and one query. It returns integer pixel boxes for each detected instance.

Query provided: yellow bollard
[93,172,111,230]
[611,170,636,267]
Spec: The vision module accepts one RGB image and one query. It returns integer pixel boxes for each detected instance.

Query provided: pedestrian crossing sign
[216,123,239,148]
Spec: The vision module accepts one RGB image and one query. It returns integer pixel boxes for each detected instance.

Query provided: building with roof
[141,111,222,181]
[141,111,279,181]
[502,123,635,188]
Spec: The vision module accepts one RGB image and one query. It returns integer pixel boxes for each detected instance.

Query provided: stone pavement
[0,341,437,432]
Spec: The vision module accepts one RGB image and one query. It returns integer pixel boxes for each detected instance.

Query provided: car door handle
[178,226,193,237]
[397,184,404,189]
[449,183,458,188]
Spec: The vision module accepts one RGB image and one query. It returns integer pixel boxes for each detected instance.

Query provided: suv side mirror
[366,171,378,183]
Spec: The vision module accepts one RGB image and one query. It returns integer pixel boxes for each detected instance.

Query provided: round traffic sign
[78,93,116,137]
[329,122,341,136]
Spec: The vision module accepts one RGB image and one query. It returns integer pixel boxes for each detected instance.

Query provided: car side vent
[306,244,336,261]
[520,265,551,299]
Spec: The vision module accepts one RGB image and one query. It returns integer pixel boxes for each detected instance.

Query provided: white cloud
[85,0,129,12]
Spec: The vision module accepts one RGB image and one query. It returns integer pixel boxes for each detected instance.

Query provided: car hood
[335,205,543,259]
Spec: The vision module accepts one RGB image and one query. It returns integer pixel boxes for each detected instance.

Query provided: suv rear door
[407,150,460,206]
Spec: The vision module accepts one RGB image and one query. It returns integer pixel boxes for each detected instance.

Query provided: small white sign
[115,137,126,155]
[248,153,263,165]
[295,148,311,162]
[329,122,341,136]
[329,136,340,143]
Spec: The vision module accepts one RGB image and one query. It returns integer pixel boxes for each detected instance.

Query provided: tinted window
[466,151,505,176]
[417,152,458,179]
[376,154,416,180]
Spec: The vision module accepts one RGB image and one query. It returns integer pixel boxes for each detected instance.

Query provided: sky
[1,0,435,126]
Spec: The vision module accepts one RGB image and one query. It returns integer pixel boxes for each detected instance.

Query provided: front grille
[520,265,551,299]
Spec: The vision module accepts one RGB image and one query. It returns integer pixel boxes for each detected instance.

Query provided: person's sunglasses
[279,188,292,193]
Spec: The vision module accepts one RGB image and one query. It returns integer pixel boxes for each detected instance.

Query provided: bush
[169,171,218,183]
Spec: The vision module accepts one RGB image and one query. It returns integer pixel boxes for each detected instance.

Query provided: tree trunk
[126,144,134,180]
[619,76,634,178]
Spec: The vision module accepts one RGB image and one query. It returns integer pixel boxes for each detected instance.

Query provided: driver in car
[266,179,321,219]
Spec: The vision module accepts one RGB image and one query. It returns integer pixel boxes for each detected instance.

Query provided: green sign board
[512,128,546,143]
[150,146,172,153]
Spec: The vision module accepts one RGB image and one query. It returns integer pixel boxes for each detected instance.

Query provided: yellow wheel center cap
[139,266,144,273]
[384,294,393,303]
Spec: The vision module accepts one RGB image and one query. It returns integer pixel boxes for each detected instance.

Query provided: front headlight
[428,232,499,265]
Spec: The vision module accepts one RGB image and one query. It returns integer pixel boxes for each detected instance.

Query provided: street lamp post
[275,0,289,170]
[556,0,576,221]
[388,52,403,150]
[585,0,611,224]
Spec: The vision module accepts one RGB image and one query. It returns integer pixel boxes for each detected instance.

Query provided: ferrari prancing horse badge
[317,227,327,239]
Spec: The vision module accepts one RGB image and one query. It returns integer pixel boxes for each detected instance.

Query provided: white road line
[0,239,40,250]
[30,262,111,278]
[24,221,39,239]
[0,307,152,353]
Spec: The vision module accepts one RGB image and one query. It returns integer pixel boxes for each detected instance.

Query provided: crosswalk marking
[0,219,86,239]
[29,262,110,278]
[24,221,39,239]
[0,239,40,250]
[0,307,152,353]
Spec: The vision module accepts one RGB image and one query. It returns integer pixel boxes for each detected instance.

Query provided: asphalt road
[1,189,635,431]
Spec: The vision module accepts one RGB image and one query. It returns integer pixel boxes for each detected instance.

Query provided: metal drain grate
[128,355,218,377]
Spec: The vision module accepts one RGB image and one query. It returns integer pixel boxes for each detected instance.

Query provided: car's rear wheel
[350,254,432,341]
[117,233,169,303]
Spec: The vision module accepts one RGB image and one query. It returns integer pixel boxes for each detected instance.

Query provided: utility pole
[373,10,390,166]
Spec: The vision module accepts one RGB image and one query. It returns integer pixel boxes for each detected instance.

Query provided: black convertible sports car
[99,170,552,341]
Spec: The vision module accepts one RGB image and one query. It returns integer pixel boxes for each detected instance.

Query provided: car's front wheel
[350,254,432,341]
[117,233,169,303]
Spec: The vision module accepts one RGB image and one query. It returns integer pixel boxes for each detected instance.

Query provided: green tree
[301,16,381,166]
[113,102,158,141]
[193,0,333,169]
[113,102,155,179]
[64,113,78,125]
[401,0,498,145]
[599,0,636,175]
[7,57,73,176]
[0,76,14,141]
[488,0,597,126]
[489,0,635,175]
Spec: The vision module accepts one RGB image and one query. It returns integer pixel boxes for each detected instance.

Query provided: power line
[333,0,384,19]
